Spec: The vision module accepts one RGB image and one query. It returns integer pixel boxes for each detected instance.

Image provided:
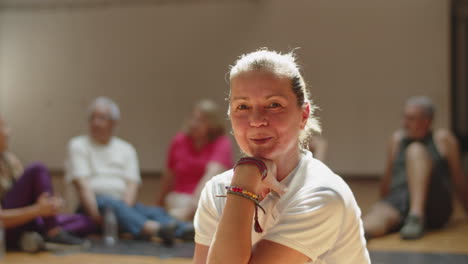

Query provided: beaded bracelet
[226,186,259,200]
[234,157,268,180]
[217,186,265,233]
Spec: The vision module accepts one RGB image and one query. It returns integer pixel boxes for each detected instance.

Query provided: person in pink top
[156,99,233,221]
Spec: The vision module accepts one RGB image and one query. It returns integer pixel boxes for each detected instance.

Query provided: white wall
[0,0,451,175]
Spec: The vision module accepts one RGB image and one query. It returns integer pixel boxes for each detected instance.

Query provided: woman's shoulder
[3,151,20,164]
[211,134,232,146]
[171,132,190,144]
[111,137,137,152]
[205,169,234,188]
[69,135,88,146]
[2,151,23,175]
[199,169,234,208]
[287,154,350,204]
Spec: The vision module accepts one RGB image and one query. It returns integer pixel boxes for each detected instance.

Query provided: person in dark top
[363,96,468,240]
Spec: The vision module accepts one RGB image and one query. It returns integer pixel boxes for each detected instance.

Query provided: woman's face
[188,109,211,141]
[229,72,309,161]
[403,104,431,140]
[89,106,115,144]
[0,117,10,153]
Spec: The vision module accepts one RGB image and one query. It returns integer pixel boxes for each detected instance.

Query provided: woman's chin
[245,147,274,159]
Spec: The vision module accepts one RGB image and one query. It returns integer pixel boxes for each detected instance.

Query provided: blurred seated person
[156,99,233,221]
[66,97,193,245]
[308,134,327,161]
[363,96,468,240]
[0,115,92,252]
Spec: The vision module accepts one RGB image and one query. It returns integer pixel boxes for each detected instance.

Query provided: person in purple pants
[0,115,95,251]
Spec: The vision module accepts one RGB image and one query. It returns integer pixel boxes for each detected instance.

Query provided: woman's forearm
[73,179,101,223]
[0,205,40,228]
[193,162,226,202]
[208,194,256,264]
[156,170,174,206]
[123,181,139,206]
[208,164,262,264]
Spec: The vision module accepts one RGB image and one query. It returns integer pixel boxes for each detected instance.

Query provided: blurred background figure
[0,115,91,252]
[156,99,233,221]
[66,97,193,246]
[308,134,328,162]
[363,96,468,240]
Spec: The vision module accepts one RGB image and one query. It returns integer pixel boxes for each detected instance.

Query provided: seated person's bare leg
[401,142,433,239]
[405,142,433,218]
[363,202,401,239]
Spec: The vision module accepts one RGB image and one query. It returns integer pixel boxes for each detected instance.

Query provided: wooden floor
[3,252,193,264]
[3,177,467,264]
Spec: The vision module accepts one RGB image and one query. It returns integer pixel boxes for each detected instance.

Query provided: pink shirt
[167,133,233,194]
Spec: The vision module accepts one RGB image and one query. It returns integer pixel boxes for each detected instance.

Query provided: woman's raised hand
[260,159,288,196]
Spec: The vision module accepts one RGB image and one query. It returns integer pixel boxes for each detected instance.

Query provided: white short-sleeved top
[194,150,370,264]
[66,135,141,199]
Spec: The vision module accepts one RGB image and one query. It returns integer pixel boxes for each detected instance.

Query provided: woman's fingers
[263,175,288,196]
[260,159,288,196]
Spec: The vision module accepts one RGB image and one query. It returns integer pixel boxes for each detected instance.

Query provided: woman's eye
[268,102,282,108]
[237,104,249,110]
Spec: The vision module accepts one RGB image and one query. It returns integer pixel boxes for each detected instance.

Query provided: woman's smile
[249,136,273,145]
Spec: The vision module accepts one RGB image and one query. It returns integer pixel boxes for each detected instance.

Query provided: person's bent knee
[96,195,125,211]
[363,212,387,238]
[25,162,48,174]
[22,162,50,180]
[363,202,401,238]
[405,142,430,161]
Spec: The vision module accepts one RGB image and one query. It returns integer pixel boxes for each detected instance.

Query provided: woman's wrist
[234,157,268,180]
[31,204,40,217]
[231,163,262,192]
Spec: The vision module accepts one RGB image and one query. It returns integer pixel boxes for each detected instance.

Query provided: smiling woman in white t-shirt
[192,49,370,264]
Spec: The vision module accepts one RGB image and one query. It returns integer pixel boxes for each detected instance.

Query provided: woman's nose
[249,108,268,127]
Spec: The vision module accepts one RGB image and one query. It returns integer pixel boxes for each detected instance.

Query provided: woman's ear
[300,103,310,129]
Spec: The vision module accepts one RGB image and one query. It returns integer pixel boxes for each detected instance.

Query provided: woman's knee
[23,162,50,178]
[405,142,430,161]
[97,196,118,208]
[363,202,401,237]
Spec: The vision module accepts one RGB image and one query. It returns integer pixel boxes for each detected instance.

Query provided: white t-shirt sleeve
[263,187,344,262]
[123,144,141,184]
[194,179,221,246]
[67,138,91,181]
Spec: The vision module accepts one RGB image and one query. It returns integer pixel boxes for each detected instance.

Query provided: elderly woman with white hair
[193,49,370,264]
[66,97,194,246]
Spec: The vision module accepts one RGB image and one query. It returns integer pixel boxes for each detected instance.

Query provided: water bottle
[103,207,118,246]
[0,221,5,259]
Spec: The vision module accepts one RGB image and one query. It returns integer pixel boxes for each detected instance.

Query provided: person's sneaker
[157,221,177,247]
[44,230,90,251]
[19,231,44,253]
[400,214,425,240]
[175,222,195,242]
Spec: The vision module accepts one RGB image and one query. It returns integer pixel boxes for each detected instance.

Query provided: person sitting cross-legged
[66,97,194,246]
[0,115,93,252]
